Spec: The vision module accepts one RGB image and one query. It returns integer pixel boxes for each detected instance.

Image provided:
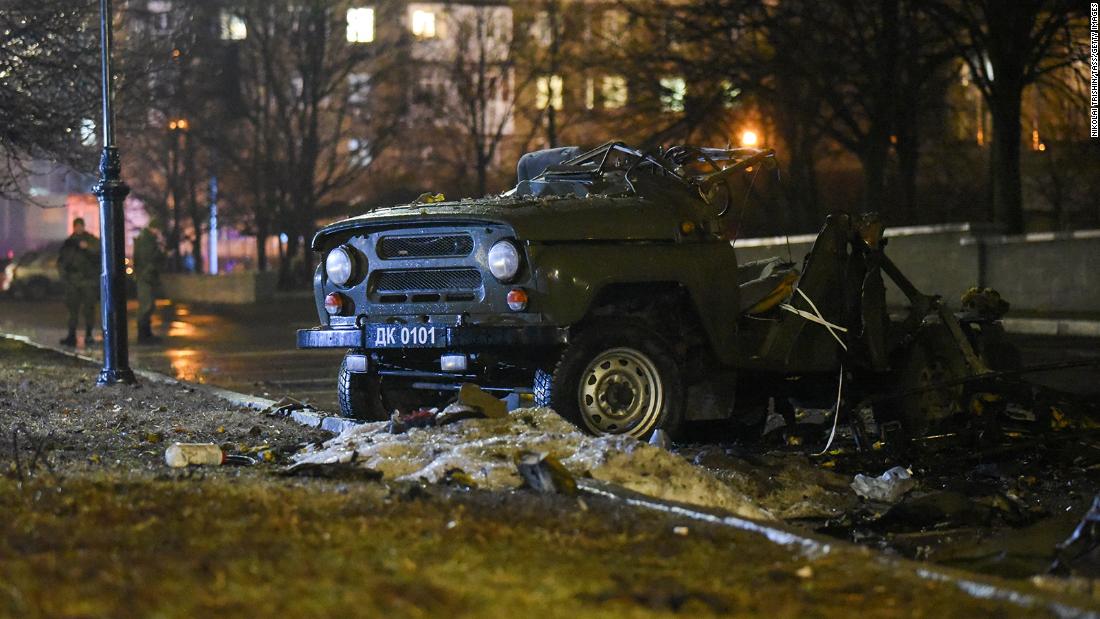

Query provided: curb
[1003,317,1100,338]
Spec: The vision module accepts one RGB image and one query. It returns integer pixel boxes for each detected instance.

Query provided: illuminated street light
[740,129,759,147]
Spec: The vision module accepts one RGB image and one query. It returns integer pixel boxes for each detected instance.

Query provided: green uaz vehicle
[298,141,1007,440]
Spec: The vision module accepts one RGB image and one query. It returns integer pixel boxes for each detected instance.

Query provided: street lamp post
[94,0,136,386]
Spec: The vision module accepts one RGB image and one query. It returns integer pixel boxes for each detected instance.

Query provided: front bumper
[296,324,568,350]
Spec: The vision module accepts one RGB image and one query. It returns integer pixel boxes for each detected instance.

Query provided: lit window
[346,7,375,43]
[660,76,685,112]
[584,77,595,110]
[601,75,627,109]
[79,119,96,147]
[411,9,437,38]
[721,80,741,108]
[536,75,563,111]
[220,11,247,40]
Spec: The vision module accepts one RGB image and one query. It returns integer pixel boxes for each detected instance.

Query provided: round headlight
[487,240,521,281]
[325,246,355,286]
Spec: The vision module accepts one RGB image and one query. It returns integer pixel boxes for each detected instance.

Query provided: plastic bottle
[165,443,225,467]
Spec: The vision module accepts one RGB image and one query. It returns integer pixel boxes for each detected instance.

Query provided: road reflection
[164,348,203,382]
[0,296,343,409]
[167,320,197,339]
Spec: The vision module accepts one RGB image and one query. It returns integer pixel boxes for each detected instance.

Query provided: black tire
[538,321,684,439]
[533,368,553,407]
[337,354,388,421]
[337,352,441,420]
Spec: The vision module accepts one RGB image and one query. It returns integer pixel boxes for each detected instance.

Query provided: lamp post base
[97,367,136,386]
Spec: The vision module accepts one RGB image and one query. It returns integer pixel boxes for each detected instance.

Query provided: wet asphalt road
[0,296,345,410]
[0,295,1097,415]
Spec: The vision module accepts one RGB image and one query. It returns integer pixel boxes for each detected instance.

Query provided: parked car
[1,243,140,300]
[297,141,1008,440]
[2,244,63,300]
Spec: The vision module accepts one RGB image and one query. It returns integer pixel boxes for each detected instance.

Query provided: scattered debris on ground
[385,383,512,434]
[850,466,915,504]
[682,445,857,520]
[516,450,578,495]
[291,408,773,520]
[164,442,226,467]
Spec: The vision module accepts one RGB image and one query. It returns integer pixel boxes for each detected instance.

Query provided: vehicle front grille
[373,268,483,303]
[377,234,474,259]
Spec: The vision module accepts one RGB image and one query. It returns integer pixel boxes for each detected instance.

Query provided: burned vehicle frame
[297,141,1007,441]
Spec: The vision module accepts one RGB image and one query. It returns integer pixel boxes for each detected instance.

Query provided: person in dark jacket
[133,226,165,342]
[57,218,100,346]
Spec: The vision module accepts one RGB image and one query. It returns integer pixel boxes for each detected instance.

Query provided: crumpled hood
[312,194,681,249]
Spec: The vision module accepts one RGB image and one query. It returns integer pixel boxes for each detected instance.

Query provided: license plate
[367,324,446,348]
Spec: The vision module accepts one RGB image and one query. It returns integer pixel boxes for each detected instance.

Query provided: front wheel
[337,352,440,420]
[536,322,683,439]
[337,353,387,421]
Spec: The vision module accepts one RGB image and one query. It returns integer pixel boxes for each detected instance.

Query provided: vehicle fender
[526,241,740,364]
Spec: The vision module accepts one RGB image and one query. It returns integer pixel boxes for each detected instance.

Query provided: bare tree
[761,0,956,215]
[924,0,1088,233]
[524,0,565,148]
[0,0,99,199]
[222,0,405,283]
[119,2,217,270]
[414,3,527,196]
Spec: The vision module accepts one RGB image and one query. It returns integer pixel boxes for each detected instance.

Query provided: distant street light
[208,175,218,275]
[740,130,759,148]
[94,0,136,386]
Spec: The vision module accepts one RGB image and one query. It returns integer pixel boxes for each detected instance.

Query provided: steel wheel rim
[577,347,663,437]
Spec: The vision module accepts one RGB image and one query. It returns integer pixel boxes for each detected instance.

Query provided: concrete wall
[162,271,278,305]
[979,231,1100,314]
[734,224,1100,315]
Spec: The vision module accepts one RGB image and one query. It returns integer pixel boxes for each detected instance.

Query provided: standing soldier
[58,218,100,346]
[133,226,164,343]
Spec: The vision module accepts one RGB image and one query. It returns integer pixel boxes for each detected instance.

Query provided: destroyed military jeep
[298,141,1007,440]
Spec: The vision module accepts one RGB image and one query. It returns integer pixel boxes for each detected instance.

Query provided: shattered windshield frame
[509,141,776,205]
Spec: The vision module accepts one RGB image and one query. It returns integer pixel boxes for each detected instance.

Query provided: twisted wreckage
[297,141,1016,444]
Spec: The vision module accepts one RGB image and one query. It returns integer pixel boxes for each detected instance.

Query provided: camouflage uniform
[58,230,100,341]
[133,228,164,341]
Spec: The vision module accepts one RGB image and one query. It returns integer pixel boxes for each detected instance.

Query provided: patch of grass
[0,474,1051,618]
